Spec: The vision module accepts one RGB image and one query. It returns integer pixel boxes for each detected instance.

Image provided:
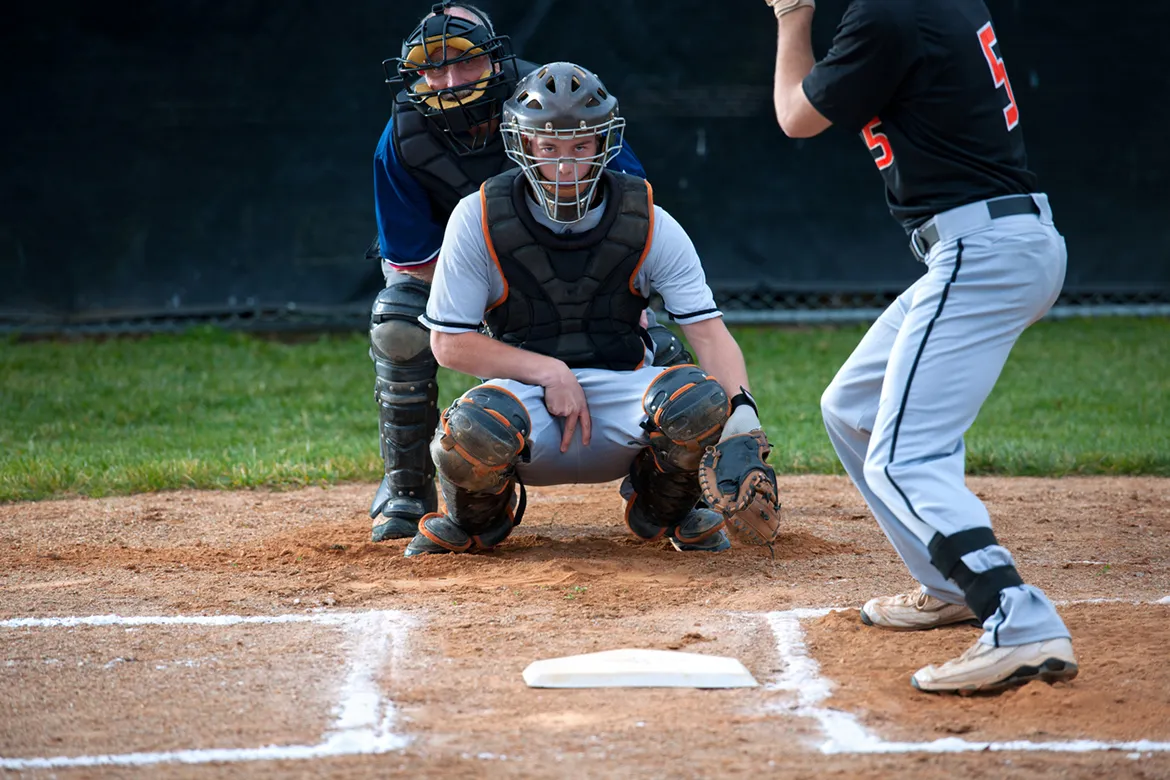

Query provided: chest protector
[391,97,517,220]
[481,169,654,371]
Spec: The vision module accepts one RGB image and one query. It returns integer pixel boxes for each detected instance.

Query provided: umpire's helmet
[501,62,626,224]
[385,2,519,155]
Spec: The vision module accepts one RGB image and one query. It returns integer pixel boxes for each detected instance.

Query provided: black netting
[5,289,1166,337]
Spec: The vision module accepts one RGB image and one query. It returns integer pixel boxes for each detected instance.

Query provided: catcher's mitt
[698,430,782,546]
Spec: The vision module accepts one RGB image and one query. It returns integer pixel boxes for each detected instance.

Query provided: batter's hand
[542,364,592,452]
[765,0,814,19]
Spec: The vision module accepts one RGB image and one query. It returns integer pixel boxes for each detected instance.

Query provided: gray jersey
[422,189,721,334]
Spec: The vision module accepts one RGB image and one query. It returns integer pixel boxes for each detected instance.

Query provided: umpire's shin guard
[369,281,439,541]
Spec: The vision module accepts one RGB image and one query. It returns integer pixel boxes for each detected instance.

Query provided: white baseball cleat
[911,637,1078,694]
[860,589,979,631]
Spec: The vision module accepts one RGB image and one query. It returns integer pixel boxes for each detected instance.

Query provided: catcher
[403,62,781,557]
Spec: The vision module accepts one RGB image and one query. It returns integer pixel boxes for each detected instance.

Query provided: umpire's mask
[385,4,519,155]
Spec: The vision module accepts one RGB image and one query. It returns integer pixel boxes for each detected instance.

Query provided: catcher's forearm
[679,318,751,399]
[430,330,566,387]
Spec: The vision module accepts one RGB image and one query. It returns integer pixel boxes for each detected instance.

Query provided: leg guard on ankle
[368,280,439,537]
[624,449,725,543]
[405,477,523,557]
[404,385,532,557]
[928,527,1026,623]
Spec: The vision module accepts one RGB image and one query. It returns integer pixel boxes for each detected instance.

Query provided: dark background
[3,0,1167,323]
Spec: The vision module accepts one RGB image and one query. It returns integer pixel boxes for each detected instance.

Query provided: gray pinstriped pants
[821,194,1071,647]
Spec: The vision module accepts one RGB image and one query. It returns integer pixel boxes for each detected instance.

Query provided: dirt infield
[2,475,1169,779]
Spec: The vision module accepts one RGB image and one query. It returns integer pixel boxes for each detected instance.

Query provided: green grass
[736,318,1170,476]
[1,318,1167,502]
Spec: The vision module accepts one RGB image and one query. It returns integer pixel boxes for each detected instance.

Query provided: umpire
[365,2,682,542]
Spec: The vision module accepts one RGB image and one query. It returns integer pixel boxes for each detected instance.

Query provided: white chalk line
[1054,596,1168,607]
[0,612,362,629]
[0,610,414,769]
[763,597,1170,755]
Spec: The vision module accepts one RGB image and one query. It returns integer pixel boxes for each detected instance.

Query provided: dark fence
[3,0,1167,327]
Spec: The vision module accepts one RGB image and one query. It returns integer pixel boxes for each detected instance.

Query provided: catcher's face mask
[385,4,519,156]
[505,127,623,224]
[501,63,625,224]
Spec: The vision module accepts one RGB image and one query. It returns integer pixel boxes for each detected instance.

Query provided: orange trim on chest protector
[480,184,510,312]
[628,180,655,297]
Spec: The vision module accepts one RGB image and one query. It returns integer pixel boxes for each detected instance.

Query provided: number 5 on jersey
[862,118,894,170]
[978,22,1019,130]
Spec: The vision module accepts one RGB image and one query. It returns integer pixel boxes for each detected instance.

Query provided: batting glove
[765,0,815,19]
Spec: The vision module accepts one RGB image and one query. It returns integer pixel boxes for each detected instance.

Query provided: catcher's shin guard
[624,366,731,550]
[404,479,521,557]
[624,450,728,549]
[369,280,439,541]
[404,385,531,557]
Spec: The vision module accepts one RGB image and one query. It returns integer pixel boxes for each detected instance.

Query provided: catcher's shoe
[860,589,979,631]
[911,637,1078,694]
[670,528,731,552]
[668,507,729,552]
[403,512,514,558]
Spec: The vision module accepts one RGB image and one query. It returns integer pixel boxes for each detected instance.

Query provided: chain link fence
[3,289,1166,338]
[711,289,1170,325]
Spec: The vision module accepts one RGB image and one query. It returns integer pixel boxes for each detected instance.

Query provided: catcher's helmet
[385,2,519,155]
[501,62,626,223]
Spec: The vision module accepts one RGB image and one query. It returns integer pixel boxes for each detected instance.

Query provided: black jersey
[802,0,1038,231]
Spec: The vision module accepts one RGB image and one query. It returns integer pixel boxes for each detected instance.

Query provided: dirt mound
[2,476,1169,778]
[806,603,1170,743]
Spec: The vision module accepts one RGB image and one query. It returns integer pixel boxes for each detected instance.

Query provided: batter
[765,0,1076,693]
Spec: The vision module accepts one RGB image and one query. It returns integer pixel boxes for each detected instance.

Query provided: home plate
[522,648,759,689]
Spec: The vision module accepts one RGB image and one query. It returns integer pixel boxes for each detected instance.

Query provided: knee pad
[431,385,531,494]
[370,280,432,365]
[928,527,1025,623]
[641,365,730,472]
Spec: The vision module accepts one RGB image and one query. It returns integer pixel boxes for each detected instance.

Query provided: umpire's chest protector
[392,98,517,221]
[480,169,654,371]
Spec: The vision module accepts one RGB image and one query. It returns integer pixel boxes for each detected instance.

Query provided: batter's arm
[678,317,752,400]
[771,7,832,139]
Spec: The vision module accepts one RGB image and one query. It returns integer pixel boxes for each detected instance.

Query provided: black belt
[912,195,1040,257]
